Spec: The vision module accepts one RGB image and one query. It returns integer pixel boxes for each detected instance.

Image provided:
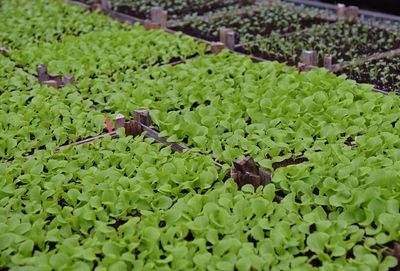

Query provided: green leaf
[193,252,212,270]
[151,195,173,210]
[103,241,122,258]
[0,234,12,250]
[49,253,70,269]
[216,261,234,271]
[70,262,91,271]
[109,261,127,271]
[375,232,391,245]
[307,232,329,254]
[236,258,252,271]
[67,189,80,205]
[206,228,219,245]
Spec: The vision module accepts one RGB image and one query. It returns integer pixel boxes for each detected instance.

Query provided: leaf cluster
[0,0,128,50]
[11,27,207,81]
[0,135,220,269]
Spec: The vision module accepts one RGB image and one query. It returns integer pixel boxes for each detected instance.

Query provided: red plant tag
[105,116,112,133]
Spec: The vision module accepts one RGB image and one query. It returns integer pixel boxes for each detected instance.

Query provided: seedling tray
[337,54,400,92]
[236,21,400,66]
[109,0,254,21]
[127,113,400,264]
[171,2,331,42]
[6,0,400,269]
[63,0,399,98]
[282,0,400,29]
[278,0,337,20]
[104,8,145,25]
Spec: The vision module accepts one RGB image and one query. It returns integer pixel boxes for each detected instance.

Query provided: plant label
[134,110,152,127]
[114,114,126,130]
[259,168,272,186]
[63,75,75,86]
[37,63,49,84]
[151,7,167,28]
[42,80,58,88]
[211,42,225,54]
[337,3,345,17]
[324,54,332,71]
[49,74,63,87]
[145,19,161,30]
[302,50,317,66]
[100,0,111,11]
[219,28,235,50]
[345,6,359,21]
[124,120,142,136]
[105,116,113,133]
[233,157,259,175]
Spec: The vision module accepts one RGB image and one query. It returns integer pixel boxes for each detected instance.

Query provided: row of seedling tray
[38,101,400,267]
[16,2,400,264]
[74,0,400,93]
[14,58,400,264]
[20,61,400,261]
[28,63,400,265]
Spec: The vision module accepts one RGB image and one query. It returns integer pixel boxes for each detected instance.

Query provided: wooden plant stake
[243,172,261,188]
[297,62,307,73]
[37,63,75,88]
[63,75,75,86]
[391,242,400,270]
[124,120,142,137]
[211,42,225,54]
[231,157,272,190]
[134,110,152,127]
[144,19,161,30]
[225,31,235,50]
[302,50,317,67]
[394,242,400,259]
[89,3,102,12]
[114,114,126,130]
[151,7,167,29]
[337,3,345,17]
[345,6,359,22]
[323,54,332,71]
[230,168,241,185]
[49,74,63,87]
[233,157,259,175]
[100,0,111,11]
[219,28,235,50]
[42,80,58,88]
[259,168,272,186]
[37,63,50,85]
[0,47,8,57]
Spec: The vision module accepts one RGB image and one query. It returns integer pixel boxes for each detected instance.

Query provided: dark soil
[272,157,309,169]
[115,4,147,20]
